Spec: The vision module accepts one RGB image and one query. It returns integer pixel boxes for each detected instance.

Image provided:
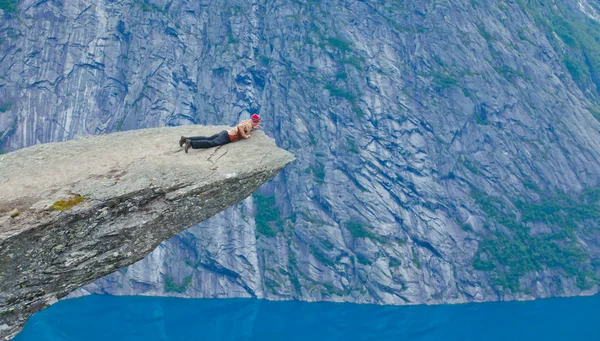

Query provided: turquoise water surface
[15,294,600,340]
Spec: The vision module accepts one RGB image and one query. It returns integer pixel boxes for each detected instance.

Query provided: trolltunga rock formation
[0,126,295,340]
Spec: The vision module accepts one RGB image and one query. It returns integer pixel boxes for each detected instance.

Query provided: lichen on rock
[49,195,84,211]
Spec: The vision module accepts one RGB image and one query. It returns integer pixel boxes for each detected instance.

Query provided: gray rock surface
[2,0,600,333]
[0,126,294,340]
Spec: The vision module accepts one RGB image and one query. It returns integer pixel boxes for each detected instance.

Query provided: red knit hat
[251,114,260,124]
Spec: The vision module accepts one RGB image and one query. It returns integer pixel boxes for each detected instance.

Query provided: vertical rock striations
[1,0,600,317]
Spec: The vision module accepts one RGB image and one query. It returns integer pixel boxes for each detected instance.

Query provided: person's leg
[180,132,221,148]
[188,132,220,140]
[214,130,232,146]
[190,131,231,149]
[190,139,217,149]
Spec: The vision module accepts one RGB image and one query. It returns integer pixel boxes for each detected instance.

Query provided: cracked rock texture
[3,0,600,336]
[0,126,294,340]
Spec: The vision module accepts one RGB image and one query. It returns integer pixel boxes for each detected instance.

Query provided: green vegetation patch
[339,56,365,71]
[309,160,326,185]
[389,258,402,268]
[264,278,280,293]
[289,272,302,294]
[325,37,353,52]
[321,282,351,296]
[50,195,84,210]
[136,0,164,13]
[478,25,493,42]
[461,224,474,232]
[310,245,335,267]
[517,0,600,99]
[253,192,284,237]
[351,104,366,118]
[516,188,600,228]
[335,71,347,80]
[412,249,422,269]
[286,252,303,294]
[461,158,481,175]
[355,253,371,265]
[432,72,459,88]
[164,275,192,293]
[320,238,335,251]
[0,102,12,112]
[258,55,270,66]
[346,138,359,154]
[0,0,17,14]
[115,116,126,131]
[493,66,530,81]
[323,84,357,101]
[471,188,598,292]
[227,30,238,44]
[344,221,377,240]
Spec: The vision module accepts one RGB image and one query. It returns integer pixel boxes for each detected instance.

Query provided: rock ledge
[0,126,295,340]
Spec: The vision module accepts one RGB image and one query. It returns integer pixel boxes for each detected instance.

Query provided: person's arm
[239,123,251,138]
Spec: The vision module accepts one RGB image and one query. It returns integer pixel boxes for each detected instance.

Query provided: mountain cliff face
[3,0,600,308]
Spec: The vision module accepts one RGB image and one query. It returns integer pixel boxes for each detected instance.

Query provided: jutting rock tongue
[0,126,295,340]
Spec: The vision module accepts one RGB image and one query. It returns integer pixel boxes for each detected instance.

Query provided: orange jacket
[227,119,255,142]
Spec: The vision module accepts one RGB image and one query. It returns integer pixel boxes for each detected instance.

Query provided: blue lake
[14,294,600,341]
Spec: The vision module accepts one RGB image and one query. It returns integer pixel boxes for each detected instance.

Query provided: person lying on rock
[179,114,261,153]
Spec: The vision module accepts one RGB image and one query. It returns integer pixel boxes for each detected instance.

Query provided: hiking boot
[179,136,187,147]
[184,139,192,153]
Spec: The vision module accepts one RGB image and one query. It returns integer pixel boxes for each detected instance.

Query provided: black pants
[189,130,231,149]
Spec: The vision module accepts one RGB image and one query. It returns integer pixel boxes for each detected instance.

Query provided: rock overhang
[0,126,295,340]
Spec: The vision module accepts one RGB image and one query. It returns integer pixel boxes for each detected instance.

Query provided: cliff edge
[0,126,295,340]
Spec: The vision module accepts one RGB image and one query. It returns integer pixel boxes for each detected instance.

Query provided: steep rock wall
[1,0,600,313]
